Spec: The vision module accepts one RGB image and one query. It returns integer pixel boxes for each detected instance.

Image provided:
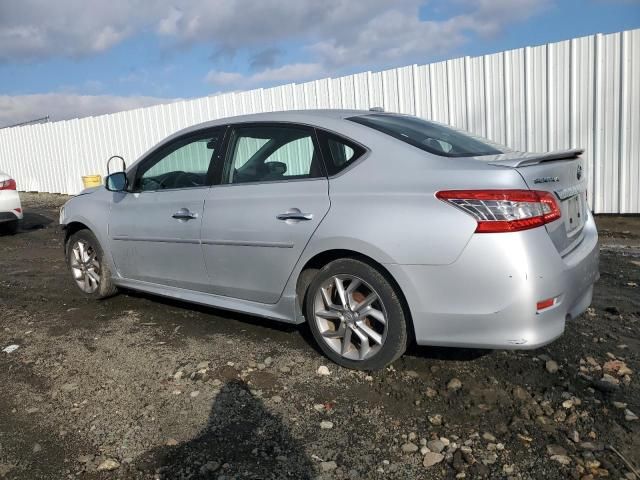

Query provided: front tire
[305,258,408,370]
[66,229,118,299]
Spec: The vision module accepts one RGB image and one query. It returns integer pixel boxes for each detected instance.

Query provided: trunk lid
[477,149,588,256]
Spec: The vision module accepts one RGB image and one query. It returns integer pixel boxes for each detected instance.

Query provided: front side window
[136,131,222,191]
[225,125,323,184]
[348,114,507,157]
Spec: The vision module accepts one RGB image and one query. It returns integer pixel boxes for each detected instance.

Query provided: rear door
[109,128,224,291]
[201,123,330,304]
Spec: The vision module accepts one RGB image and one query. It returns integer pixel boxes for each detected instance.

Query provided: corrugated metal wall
[0,29,638,213]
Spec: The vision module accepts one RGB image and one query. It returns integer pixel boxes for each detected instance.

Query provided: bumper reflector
[536,297,556,312]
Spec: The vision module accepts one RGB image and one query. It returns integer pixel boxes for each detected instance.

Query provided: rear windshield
[348,114,506,157]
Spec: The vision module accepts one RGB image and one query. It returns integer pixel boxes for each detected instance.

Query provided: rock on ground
[97,459,120,471]
[423,452,445,467]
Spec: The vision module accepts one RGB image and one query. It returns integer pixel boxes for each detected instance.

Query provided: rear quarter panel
[311,146,530,266]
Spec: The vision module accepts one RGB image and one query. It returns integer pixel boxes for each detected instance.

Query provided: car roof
[129,109,396,168]
[176,109,375,134]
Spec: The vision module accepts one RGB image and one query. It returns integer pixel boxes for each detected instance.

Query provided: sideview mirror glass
[105,172,128,192]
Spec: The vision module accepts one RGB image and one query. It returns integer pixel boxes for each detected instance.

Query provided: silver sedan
[60,110,599,370]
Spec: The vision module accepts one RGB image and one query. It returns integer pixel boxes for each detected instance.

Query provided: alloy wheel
[70,240,101,293]
[312,274,389,361]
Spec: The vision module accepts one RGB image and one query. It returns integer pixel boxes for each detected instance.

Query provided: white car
[0,171,22,234]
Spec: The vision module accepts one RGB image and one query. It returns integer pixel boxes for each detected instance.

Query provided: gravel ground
[0,192,638,480]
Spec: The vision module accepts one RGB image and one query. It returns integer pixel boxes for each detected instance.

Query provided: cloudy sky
[0,0,638,127]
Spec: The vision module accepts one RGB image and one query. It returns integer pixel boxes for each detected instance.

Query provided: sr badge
[534,176,560,184]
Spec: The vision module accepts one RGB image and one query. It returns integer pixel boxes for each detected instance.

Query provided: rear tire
[305,258,408,370]
[66,229,118,299]
[1,220,19,235]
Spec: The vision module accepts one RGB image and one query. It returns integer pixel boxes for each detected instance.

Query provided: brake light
[0,178,16,190]
[435,189,561,233]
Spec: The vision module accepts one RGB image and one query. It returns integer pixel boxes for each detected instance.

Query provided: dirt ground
[0,193,638,480]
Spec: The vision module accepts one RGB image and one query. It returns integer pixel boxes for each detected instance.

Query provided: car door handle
[172,208,199,220]
[276,209,313,221]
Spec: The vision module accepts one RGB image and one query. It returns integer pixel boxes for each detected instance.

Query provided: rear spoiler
[487,148,584,168]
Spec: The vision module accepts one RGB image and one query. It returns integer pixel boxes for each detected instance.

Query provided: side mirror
[105,172,128,192]
[107,155,126,175]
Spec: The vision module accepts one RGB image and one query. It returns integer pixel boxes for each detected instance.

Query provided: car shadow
[22,211,55,230]
[0,211,54,236]
[119,289,489,365]
[119,288,326,354]
[133,379,316,479]
[120,289,302,333]
[405,343,491,362]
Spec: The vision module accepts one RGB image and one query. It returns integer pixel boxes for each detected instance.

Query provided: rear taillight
[0,178,17,190]
[435,189,561,233]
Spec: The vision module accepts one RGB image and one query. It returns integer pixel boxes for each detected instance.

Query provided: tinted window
[225,126,323,184]
[317,130,366,175]
[265,137,316,176]
[348,114,506,157]
[232,136,269,169]
[136,131,221,191]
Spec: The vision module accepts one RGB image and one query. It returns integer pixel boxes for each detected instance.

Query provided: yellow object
[82,175,102,189]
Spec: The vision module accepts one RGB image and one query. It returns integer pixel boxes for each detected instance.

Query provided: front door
[109,128,224,291]
[201,124,330,304]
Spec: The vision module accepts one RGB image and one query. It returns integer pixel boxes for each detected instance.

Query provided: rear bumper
[387,211,599,349]
[0,211,21,223]
[0,190,23,222]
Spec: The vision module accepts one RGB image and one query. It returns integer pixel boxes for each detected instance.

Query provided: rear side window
[224,125,324,184]
[232,137,269,169]
[348,114,506,157]
[317,130,366,176]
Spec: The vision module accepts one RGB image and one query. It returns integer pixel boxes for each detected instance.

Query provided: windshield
[348,114,507,157]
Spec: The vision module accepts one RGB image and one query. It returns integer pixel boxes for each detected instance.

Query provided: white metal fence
[0,29,638,213]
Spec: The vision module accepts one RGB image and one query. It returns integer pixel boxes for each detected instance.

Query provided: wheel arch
[63,221,91,255]
[294,248,416,344]
[61,216,115,274]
